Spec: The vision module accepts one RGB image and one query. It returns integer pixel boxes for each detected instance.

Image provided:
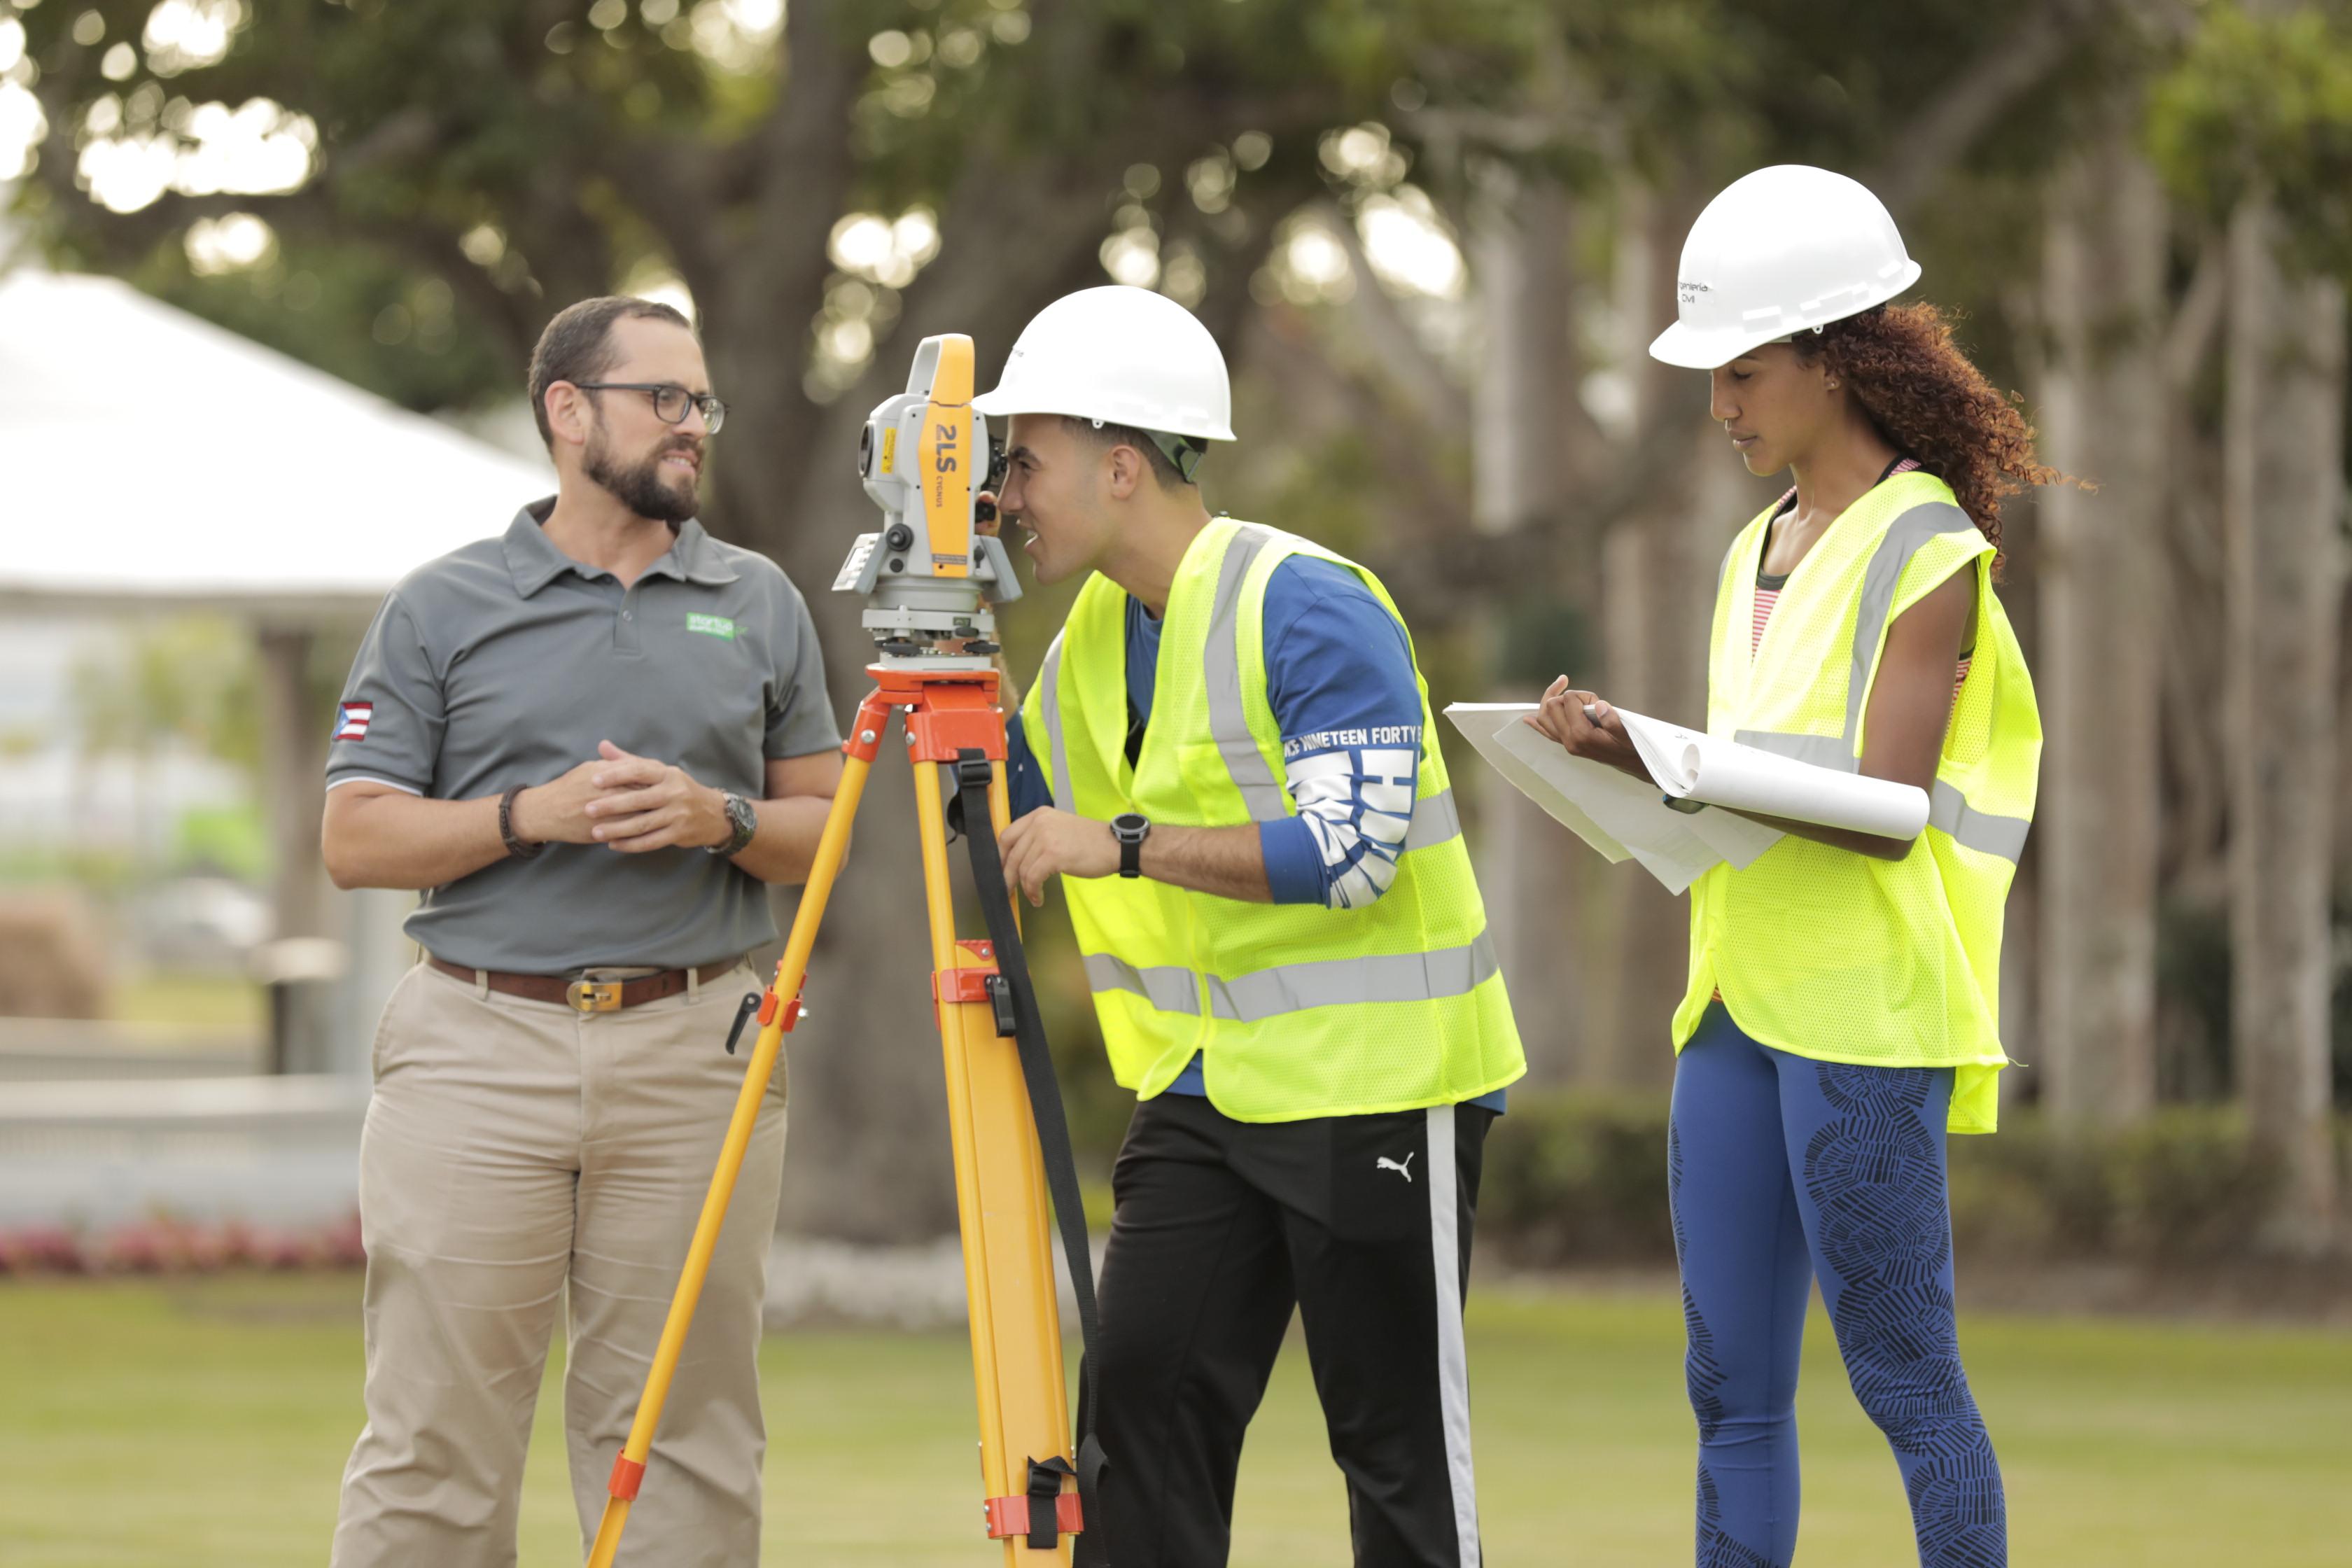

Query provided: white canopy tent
[0,263,559,1226]
[0,267,552,617]
[1,258,559,1024]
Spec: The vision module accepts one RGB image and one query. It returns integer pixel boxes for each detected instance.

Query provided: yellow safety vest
[1671,471,2042,1134]
[1021,518,1525,1122]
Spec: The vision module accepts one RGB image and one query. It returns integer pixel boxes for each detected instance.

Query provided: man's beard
[585,426,699,524]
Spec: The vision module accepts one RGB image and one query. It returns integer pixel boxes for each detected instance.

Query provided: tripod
[584,662,1103,1567]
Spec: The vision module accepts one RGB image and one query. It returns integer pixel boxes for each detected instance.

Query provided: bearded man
[322,295,842,1568]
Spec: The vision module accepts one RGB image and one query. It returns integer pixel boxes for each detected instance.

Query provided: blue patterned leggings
[1669,1004,2005,1567]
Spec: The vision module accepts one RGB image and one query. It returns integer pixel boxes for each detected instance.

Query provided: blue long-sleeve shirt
[1007,553,1504,1111]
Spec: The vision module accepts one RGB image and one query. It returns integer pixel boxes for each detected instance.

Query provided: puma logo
[1376,1153,1415,1183]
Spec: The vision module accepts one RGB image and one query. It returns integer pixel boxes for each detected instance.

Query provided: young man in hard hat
[979,285,1524,1568]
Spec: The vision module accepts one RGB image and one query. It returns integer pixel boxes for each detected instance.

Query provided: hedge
[1476,1092,2350,1270]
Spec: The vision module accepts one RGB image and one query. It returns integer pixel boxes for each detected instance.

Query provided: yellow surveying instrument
[584,335,1107,1567]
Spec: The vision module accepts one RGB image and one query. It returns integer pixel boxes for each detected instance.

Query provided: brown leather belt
[426,955,743,1013]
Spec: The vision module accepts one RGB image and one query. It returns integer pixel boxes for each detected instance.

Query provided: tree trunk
[1467,167,1590,1087]
[256,625,340,1075]
[2223,196,2344,1245]
[1590,184,1742,1088]
[2033,132,2166,1124]
[1596,416,1753,1088]
[2338,575,2352,912]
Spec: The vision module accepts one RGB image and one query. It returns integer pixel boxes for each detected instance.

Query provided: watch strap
[498,785,542,860]
[1113,813,1148,878]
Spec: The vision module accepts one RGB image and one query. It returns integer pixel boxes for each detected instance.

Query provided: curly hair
[1795,303,2062,576]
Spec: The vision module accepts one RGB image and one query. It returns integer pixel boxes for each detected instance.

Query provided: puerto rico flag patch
[334,701,373,741]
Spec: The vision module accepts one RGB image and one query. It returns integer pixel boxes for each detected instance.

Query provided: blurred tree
[2151,0,2351,1244]
[2035,113,2169,1127]
[9,0,1550,1236]
[18,0,2301,1219]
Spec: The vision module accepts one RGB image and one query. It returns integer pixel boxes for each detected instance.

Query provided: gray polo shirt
[326,500,841,972]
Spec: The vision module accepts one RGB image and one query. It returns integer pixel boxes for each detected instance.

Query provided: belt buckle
[567,979,624,1014]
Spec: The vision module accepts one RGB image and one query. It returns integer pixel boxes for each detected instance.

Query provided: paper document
[1609,709,1929,840]
[1443,704,1928,895]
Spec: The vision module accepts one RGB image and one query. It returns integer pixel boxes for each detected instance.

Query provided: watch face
[1112,813,1148,841]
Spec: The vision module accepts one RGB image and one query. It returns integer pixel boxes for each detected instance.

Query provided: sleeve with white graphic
[1254,559,1425,910]
[325,594,444,796]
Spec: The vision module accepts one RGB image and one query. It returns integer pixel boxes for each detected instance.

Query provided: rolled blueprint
[1612,710,1929,839]
[1444,702,1931,895]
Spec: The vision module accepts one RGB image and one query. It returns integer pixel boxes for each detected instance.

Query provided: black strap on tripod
[952,750,1111,1565]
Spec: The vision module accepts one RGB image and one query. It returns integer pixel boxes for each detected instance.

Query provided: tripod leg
[584,743,878,1568]
[913,762,1077,1564]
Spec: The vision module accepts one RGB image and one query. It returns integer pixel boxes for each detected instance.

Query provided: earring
[1827,379,1839,389]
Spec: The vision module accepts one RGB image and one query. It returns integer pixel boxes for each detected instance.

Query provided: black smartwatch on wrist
[1110,813,1151,878]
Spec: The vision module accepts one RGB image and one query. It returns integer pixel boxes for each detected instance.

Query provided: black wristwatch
[706,790,759,856]
[1110,812,1151,878]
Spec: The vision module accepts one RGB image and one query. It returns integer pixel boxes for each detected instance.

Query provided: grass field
[106,971,265,1032]
[2,1273,2347,1565]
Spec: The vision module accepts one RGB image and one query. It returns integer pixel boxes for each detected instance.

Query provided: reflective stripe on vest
[1210,932,1499,1023]
[1082,953,1201,1016]
[1402,788,1462,852]
[1202,525,1288,821]
[1037,629,1072,802]
[1929,779,2030,862]
[1082,930,1501,1025]
[1730,500,2027,863]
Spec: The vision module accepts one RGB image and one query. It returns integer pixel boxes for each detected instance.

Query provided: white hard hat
[1648,164,1921,370]
[974,286,1236,442]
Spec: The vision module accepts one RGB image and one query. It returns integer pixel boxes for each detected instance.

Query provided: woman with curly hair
[1530,165,2050,1567]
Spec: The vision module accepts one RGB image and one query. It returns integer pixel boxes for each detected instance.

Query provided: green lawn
[106,971,265,1034]
[1,1273,2346,1565]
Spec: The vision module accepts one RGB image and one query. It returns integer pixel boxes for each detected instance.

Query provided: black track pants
[1095,1091,1494,1568]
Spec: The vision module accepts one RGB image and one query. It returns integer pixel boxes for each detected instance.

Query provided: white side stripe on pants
[1426,1103,1480,1567]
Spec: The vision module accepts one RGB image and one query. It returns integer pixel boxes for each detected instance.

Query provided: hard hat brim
[1646,321,1777,370]
[971,387,1236,442]
[1646,261,1922,370]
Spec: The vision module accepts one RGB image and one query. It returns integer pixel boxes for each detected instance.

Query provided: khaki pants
[331,958,786,1568]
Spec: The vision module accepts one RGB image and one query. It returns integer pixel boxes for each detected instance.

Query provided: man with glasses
[323,295,842,1567]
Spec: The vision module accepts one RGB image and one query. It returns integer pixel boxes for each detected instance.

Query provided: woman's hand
[1525,676,1652,783]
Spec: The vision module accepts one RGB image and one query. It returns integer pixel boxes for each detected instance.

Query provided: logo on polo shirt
[686,614,736,640]
[333,701,372,741]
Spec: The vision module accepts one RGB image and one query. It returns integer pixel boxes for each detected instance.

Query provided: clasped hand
[513,741,729,853]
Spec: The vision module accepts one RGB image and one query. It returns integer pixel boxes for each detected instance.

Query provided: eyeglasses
[572,382,727,434]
